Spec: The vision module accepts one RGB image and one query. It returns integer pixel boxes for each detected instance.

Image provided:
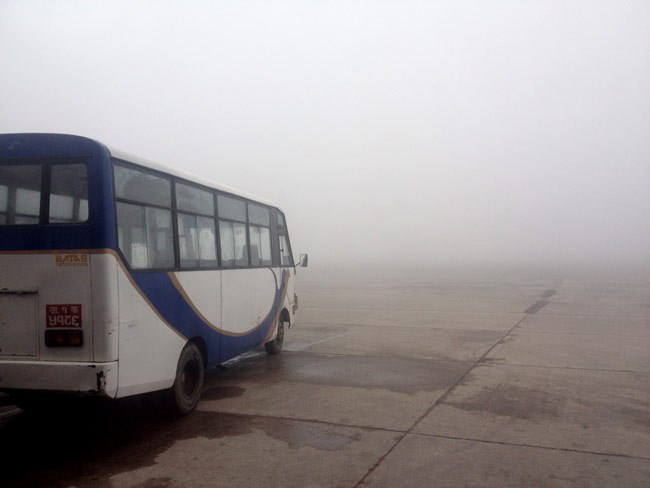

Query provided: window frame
[111,158,286,272]
[247,203,272,267]
[217,194,250,269]
[112,159,175,272]
[48,162,90,225]
[173,179,220,271]
[0,158,91,227]
[276,210,294,267]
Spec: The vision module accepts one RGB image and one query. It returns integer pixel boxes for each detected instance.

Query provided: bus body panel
[0,360,118,397]
[0,293,37,357]
[0,253,93,363]
[285,267,297,323]
[90,253,119,362]
[171,270,222,333]
[221,268,277,335]
[220,268,282,361]
[115,262,186,398]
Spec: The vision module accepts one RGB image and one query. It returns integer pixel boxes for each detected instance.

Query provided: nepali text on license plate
[46,304,82,328]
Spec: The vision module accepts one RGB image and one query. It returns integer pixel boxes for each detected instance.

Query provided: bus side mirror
[298,254,309,268]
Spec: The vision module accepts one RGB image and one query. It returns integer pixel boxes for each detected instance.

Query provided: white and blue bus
[0,133,306,414]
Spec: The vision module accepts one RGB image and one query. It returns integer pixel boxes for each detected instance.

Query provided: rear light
[45,330,83,347]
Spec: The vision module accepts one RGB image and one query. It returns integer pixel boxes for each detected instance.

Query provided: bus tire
[170,342,204,415]
[264,320,285,355]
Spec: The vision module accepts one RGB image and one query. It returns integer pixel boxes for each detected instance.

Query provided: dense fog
[1,1,648,266]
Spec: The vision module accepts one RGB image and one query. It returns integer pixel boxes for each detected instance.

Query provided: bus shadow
[0,393,185,487]
[0,355,275,486]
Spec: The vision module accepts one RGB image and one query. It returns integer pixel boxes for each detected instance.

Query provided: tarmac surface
[1,264,649,487]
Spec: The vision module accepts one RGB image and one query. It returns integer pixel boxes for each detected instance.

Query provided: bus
[0,133,307,414]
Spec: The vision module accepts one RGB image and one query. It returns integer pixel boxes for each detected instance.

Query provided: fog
[1,1,648,266]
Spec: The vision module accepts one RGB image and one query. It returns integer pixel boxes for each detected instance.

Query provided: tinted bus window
[249,225,272,266]
[219,220,247,267]
[279,235,293,266]
[49,164,89,223]
[114,164,171,207]
[248,204,270,226]
[0,164,41,225]
[178,213,217,268]
[176,182,214,216]
[217,195,246,221]
[116,202,174,269]
[114,162,175,269]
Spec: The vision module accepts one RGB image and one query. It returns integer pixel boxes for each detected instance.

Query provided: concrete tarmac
[1,264,649,487]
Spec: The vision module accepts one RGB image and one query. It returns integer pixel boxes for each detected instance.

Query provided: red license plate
[46,304,82,328]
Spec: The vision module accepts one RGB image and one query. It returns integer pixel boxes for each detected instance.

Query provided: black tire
[12,392,46,412]
[170,342,204,415]
[264,320,285,355]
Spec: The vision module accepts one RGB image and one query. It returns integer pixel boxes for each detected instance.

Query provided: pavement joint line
[534,312,650,319]
[299,322,521,331]
[513,329,650,339]
[282,349,475,365]
[472,361,650,375]
[411,432,650,461]
[301,309,529,316]
[352,312,532,487]
[302,310,650,319]
[289,331,355,350]
[200,410,406,435]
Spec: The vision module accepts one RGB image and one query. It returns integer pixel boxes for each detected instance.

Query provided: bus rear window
[0,163,89,226]
[49,164,89,223]
[0,165,42,225]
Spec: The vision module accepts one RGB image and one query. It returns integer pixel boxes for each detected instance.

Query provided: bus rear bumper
[0,360,118,398]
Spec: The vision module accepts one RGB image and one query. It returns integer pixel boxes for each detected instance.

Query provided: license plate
[46,304,82,328]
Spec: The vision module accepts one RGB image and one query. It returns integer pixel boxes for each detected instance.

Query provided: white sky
[1,0,649,265]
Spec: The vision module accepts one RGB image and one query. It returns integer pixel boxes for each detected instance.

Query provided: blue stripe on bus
[131,269,286,365]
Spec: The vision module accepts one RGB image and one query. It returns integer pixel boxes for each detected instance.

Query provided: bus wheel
[264,320,285,355]
[171,342,204,415]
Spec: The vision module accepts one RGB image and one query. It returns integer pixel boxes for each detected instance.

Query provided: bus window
[219,220,247,267]
[175,182,217,268]
[248,203,270,226]
[114,162,174,269]
[176,182,214,216]
[114,164,171,207]
[0,164,41,225]
[279,234,293,266]
[178,213,217,268]
[145,207,174,268]
[249,225,272,266]
[218,194,248,267]
[217,194,245,221]
[248,203,271,266]
[49,164,88,223]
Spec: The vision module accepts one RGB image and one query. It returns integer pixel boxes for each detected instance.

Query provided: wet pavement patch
[525,300,548,314]
[0,402,374,488]
[211,352,472,395]
[201,385,246,400]
[448,383,567,421]
[542,289,556,299]
[132,477,173,488]
[254,417,364,451]
[524,289,556,314]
